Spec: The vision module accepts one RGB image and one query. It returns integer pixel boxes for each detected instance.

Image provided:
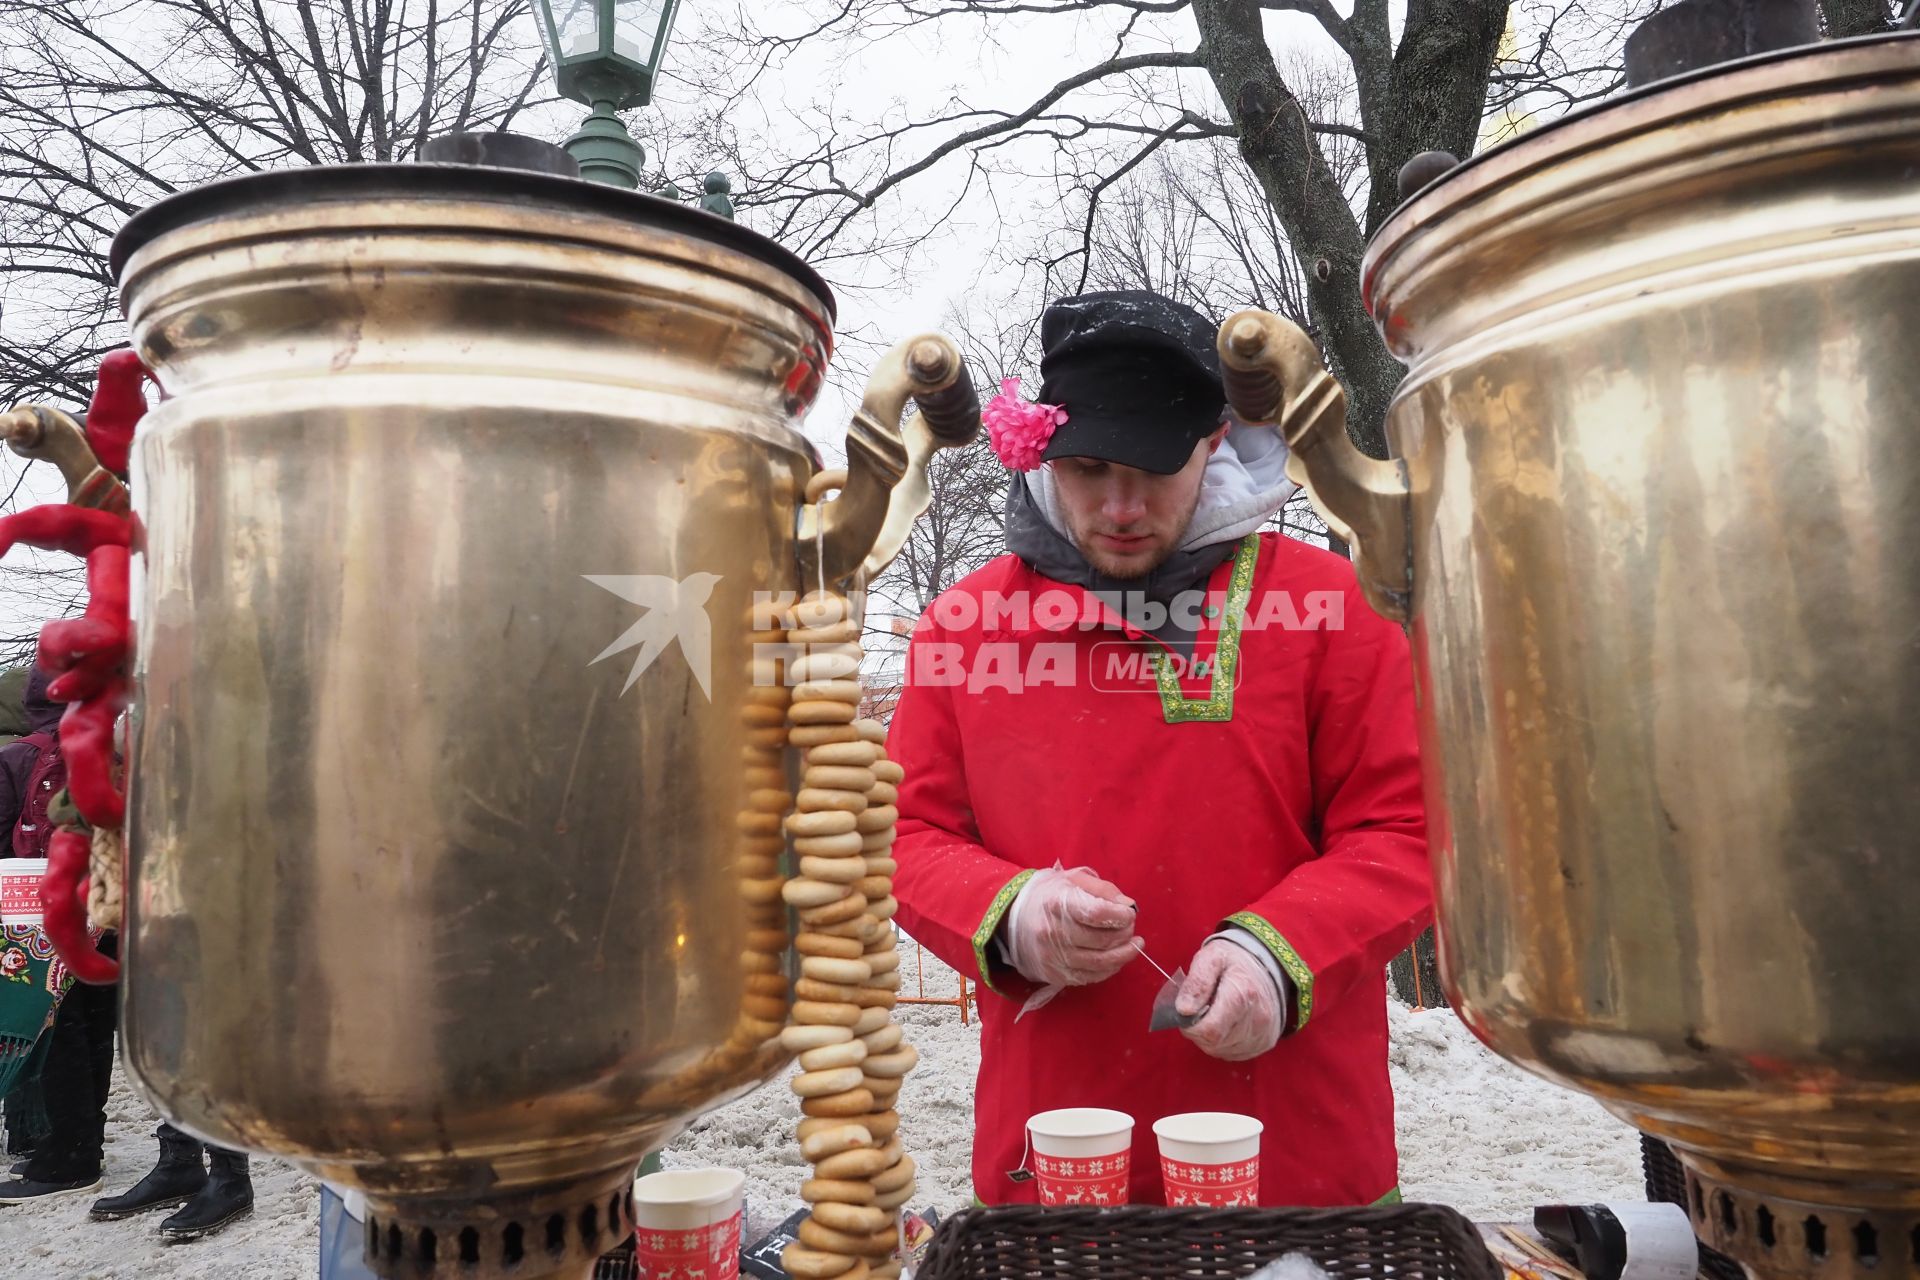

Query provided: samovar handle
[798,334,981,586]
[0,406,131,518]
[1217,310,1414,626]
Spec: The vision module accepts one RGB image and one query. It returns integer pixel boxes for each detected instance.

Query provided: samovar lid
[1376,29,1920,243]
[109,162,835,322]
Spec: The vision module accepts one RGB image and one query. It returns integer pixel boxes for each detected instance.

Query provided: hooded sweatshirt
[0,668,63,841]
[1003,419,1299,655]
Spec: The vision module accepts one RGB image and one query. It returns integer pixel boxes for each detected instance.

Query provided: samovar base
[1676,1153,1919,1280]
[359,1163,636,1280]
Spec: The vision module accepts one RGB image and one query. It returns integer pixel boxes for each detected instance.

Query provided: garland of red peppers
[0,350,148,984]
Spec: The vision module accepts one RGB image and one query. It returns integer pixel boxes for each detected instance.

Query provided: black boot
[90,1125,207,1221]
[0,1168,103,1204]
[157,1147,252,1241]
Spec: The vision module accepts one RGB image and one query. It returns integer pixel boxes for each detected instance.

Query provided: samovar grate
[363,1182,635,1280]
[1682,1164,1920,1280]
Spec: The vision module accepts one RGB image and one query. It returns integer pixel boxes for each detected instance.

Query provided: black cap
[1036,290,1227,475]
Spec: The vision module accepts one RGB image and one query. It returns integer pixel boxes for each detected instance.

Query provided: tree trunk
[1355,0,1512,241]
[1196,0,1506,459]
[1388,927,1447,1007]
[1820,0,1893,34]
[1194,1,1396,457]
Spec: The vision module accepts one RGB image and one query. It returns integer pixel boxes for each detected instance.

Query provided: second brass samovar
[1223,30,1920,1280]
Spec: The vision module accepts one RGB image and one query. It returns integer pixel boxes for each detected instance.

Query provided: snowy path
[0,946,1644,1278]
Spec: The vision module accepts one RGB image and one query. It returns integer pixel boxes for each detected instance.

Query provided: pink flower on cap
[983,377,1068,472]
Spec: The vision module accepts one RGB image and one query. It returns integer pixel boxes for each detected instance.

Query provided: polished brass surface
[1282,33,1920,1277]
[116,169,975,1279]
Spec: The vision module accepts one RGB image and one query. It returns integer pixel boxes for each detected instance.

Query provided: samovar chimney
[414,131,581,178]
[1622,0,1821,88]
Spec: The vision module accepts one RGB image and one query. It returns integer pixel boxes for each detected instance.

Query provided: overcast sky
[0,0,1515,653]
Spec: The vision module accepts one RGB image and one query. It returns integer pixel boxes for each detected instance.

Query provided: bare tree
[675,0,1690,458]
[0,0,564,643]
[1052,144,1314,337]
[0,0,559,408]
[1817,0,1896,35]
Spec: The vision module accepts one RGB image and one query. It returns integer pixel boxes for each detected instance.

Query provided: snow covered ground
[0,945,1644,1278]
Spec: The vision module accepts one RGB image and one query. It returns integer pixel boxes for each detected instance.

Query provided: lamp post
[532,0,680,189]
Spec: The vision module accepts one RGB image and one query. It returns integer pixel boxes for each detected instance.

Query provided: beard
[1066,481,1206,581]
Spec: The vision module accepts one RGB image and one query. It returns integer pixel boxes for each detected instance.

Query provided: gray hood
[1004,419,1299,654]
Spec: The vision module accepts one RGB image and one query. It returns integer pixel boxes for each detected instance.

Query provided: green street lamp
[534,0,680,188]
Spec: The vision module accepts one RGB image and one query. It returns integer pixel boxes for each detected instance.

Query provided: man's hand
[1005,867,1137,987]
[1176,938,1285,1061]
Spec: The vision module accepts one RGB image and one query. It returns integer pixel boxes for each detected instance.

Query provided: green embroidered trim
[1226,911,1316,1033]
[971,869,1038,992]
[1373,1186,1404,1206]
[1153,534,1260,724]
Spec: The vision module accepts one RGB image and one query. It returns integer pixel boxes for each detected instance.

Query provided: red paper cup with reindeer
[1153,1112,1263,1206]
[1027,1108,1133,1206]
[0,859,46,928]
[633,1168,745,1280]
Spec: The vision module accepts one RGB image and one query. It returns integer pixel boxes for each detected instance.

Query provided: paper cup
[0,859,46,928]
[633,1168,745,1280]
[1027,1108,1133,1205]
[1153,1112,1263,1206]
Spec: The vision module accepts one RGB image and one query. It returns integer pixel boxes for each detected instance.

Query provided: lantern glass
[613,0,677,70]
[544,0,602,61]
[536,0,678,108]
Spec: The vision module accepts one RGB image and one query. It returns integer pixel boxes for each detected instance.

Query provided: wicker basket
[915,1203,1502,1280]
[592,1237,637,1280]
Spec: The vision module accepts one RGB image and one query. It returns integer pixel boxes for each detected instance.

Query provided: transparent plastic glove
[1006,863,1137,1019]
[1176,938,1284,1061]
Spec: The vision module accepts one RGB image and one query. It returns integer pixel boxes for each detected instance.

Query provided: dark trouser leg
[2,1094,32,1156]
[24,933,117,1183]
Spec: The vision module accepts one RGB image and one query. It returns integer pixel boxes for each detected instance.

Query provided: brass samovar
[1224,29,1920,1280]
[106,158,977,1279]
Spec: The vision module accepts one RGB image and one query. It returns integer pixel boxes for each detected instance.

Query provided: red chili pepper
[84,350,148,477]
[41,546,131,708]
[37,616,123,673]
[46,547,129,828]
[61,695,125,831]
[39,827,117,984]
[0,504,131,560]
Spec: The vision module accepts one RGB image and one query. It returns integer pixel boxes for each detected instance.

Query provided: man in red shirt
[888,290,1431,1208]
